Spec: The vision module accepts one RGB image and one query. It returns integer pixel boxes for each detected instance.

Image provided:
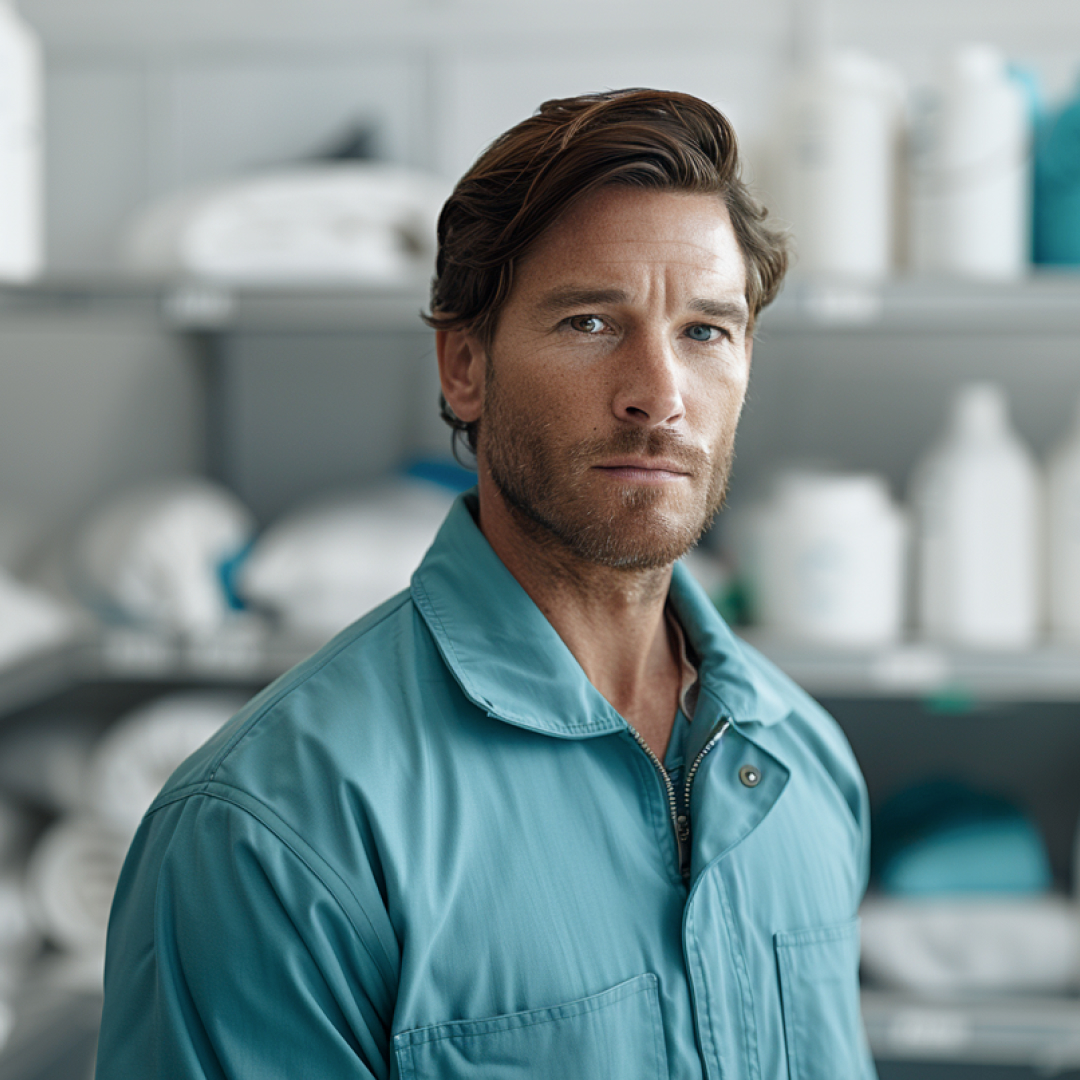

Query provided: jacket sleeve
[96,788,400,1080]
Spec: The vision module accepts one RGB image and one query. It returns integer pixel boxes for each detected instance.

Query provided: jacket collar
[410,492,789,739]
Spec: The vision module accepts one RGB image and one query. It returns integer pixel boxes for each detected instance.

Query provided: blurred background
[2,0,1080,1076]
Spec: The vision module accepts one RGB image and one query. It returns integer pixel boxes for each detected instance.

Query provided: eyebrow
[536,287,630,314]
[536,287,749,327]
[688,297,750,326]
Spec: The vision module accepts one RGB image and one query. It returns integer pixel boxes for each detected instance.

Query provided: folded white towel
[123,162,448,286]
[83,691,245,833]
[860,894,1080,995]
[71,479,254,635]
[238,479,456,637]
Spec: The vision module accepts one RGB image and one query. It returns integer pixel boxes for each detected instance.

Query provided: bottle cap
[950,43,1007,85]
[953,381,1009,437]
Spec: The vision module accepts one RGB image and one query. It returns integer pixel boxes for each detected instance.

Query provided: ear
[437,328,486,423]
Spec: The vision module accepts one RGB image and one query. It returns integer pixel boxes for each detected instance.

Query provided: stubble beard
[480,358,736,572]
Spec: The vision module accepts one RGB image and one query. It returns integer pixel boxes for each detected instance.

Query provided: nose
[612,334,686,428]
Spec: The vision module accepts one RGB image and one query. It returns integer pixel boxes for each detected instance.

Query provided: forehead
[513,186,748,300]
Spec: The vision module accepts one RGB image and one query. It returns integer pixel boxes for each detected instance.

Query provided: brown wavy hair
[424,88,789,453]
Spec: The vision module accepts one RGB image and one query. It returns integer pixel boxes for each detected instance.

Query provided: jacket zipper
[629,718,731,881]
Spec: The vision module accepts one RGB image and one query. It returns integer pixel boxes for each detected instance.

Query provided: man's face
[474,185,752,571]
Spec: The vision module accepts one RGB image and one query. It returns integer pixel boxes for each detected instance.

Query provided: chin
[548,494,716,571]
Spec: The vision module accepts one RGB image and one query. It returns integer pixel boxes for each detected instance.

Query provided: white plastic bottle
[771,50,904,280]
[910,383,1041,649]
[908,44,1031,280]
[0,0,43,282]
[755,469,908,647]
[1047,397,1080,643]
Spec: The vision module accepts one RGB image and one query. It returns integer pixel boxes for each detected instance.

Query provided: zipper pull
[679,719,731,881]
[677,814,691,879]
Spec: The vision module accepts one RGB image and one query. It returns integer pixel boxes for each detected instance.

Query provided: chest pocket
[392,973,669,1080]
[775,919,876,1080]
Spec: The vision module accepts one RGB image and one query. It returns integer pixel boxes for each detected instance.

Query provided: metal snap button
[739,764,761,788]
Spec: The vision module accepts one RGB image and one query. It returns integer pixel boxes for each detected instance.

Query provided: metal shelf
[745,633,1080,702]
[763,273,1080,334]
[0,278,432,333]
[4,273,1080,335]
[863,989,1080,1069]
[3,625,1080,723]
[0,622,318,721]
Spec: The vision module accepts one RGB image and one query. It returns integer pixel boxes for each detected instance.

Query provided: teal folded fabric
[873,779,1053,896]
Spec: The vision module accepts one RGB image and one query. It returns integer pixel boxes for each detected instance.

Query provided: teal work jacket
[96,493,876,1080]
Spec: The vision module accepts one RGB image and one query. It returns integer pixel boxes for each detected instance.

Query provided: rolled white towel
[83,691,245,833]
[0,872,35,958]
[71,479,254,635]
[24,817,129,956]
[238,479,456,638]
[0,719,101,815]
[860,894,1080,995]
[0,798,36,868]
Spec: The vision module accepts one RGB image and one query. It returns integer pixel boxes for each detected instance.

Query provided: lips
[568,428,708,478]
[594,458,691,476]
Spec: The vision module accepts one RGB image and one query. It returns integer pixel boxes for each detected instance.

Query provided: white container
[0,0,43,282]
[1047,396,1080,643]
[908,44,1030,280]
[771,50,904,280]
[911,383,1041,649]
[755,470,907,647]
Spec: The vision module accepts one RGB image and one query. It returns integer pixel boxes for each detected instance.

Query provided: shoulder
[153,586,446,812]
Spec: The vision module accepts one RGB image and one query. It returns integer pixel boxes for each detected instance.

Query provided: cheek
[514,363,608,424]
[693,373,748,429]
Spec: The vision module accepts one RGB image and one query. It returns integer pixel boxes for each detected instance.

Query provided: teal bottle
[1034,76,1080,265]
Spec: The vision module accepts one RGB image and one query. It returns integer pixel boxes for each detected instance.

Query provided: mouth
[592,458,692,483]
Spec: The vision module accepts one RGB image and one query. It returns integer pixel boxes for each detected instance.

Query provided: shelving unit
[4,625,1080,1075]
[4,272,1080,1077]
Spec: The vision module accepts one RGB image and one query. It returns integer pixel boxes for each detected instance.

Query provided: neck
[475,471,682,750]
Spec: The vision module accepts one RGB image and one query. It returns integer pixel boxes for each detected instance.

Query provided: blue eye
[569,315,607,334]
[686,324,720,342]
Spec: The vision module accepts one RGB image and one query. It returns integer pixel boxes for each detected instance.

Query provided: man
[97,89,875,1079]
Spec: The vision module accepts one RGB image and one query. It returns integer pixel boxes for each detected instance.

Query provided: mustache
[570,427,709,471]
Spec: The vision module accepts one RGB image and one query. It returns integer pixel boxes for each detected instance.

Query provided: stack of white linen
[122,162,448,286]
[6,692,245,979]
